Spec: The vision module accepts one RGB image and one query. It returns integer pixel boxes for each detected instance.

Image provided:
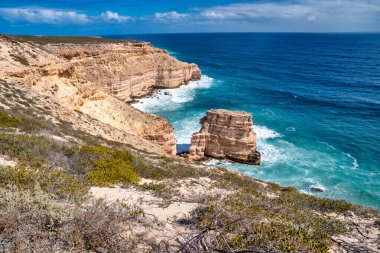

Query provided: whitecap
[132,75,213,113]
[256,142,286,165]
[203,159,220,166]
[173,115,203,144]
[346,153,359,169]
[253,125,282,140]
[286,127,296,132]
[321,142,337,150]
[203,159,232,166]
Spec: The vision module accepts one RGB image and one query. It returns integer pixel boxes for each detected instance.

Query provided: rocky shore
[0,34,200,155]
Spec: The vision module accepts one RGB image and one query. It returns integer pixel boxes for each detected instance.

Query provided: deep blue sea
[107,33,380,209]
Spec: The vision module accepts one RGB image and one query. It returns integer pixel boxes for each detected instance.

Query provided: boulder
[189,109,261,165]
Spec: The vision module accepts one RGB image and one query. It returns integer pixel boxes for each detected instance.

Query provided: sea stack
[189,109,261,165]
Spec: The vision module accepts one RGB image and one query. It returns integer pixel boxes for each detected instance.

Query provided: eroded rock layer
[189,109,261,164]
[0,35,201,155]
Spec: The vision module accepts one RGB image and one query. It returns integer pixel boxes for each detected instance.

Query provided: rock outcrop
[0,35,201,156]
[189,109,261,165]
[43,42,201,102]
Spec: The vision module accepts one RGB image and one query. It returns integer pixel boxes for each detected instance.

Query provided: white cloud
[154,11,188,22]
[0,8,90,24]
[0,0,379,32]
[0,8,132,25]
[149,0,380,31]
[100,11,132,23]
[197,0,380,22]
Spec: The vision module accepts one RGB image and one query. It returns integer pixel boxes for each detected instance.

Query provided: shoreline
[128,57,378,210]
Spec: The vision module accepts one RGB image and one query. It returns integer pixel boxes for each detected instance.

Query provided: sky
[0,0,379,35]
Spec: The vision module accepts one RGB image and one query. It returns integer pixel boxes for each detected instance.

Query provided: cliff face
[0,35,201,155]
[43,43,201,101]
[189,109,261,164]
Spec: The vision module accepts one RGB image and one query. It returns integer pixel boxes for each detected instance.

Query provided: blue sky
[0,0,379,35]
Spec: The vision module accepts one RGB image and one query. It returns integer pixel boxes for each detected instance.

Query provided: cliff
[43,42,201,101]
[0,35,201,155]
[189,109,261,164]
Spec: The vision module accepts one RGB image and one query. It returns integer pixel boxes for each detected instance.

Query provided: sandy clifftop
[0,35,201,155]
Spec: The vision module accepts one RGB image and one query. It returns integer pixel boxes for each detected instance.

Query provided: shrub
[0,132,141,188]
[0,111,22,128]
[0,133,67,167]
[137,182,174,202]
[11,54,29,66]
[134,156,210,180]
[0,188,146,253]
[59,199,145,252]
[0,165,88,201]
[81,145,134,162]
[190,188,346,253]
[88,158,140,187]
[0,187,73,252]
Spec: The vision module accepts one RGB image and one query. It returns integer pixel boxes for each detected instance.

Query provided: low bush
[0,133,140,188]
[0,111,22,128]
[137,182,174,202]
[0,133,68,167]
[88,158,140,187]
[11,54,29,66]
[190,188,346,253]
[134,156,211,180]
[0,186,73,252]
[0,165,88,201]
[0,187,147,253]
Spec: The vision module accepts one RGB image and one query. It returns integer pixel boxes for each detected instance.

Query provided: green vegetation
[0,133,140,188]
[0,165,88,201]
[191,187,346,253]
[0,187,146,252]
[11,54,29,66]
[137,182,174,202]
[0,111,22,128]
[88,158,140,186]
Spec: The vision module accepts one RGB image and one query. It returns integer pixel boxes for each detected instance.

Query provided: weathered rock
[189,109,261,165]
[0,35,202,156]
[43,42,201,102]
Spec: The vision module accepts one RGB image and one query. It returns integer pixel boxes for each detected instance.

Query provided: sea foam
[132,75,213,113]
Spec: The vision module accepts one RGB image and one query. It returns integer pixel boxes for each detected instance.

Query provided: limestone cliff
[189,109,261,164]
[43,42,201,101]
[0,35,201,155]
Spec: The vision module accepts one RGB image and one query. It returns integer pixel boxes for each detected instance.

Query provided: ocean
[106,33,380,209]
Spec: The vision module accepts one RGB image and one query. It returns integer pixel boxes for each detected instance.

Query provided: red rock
[189,109,261,165]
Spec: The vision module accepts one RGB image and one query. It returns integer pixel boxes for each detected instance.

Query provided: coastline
[133,82,375,208]
[1,34,379,252]
[128,44,378,209]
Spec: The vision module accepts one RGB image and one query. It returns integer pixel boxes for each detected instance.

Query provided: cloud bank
[0,8,132,25]
[0,0,379,32]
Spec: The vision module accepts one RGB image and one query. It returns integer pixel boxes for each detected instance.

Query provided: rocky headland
[0,34,200,155]
[189,109,261,164]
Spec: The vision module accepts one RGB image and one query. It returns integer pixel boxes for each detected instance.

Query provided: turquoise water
[107,33,380,209]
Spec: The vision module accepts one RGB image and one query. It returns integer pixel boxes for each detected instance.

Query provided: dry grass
[0,187,148,253]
